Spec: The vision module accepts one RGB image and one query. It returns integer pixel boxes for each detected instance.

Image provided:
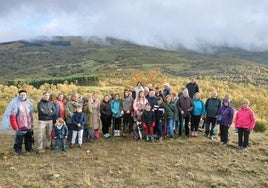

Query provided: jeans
[166,119,174,137]
[55,138,67,152]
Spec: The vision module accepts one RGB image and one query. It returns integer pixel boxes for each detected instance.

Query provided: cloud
[0,0,268,51]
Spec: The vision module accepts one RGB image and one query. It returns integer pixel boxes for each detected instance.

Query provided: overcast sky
[0,0,268,51]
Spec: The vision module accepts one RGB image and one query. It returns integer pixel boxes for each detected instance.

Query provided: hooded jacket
[235,107,256,130]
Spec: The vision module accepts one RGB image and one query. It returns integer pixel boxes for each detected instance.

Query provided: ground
[0,126,267,188]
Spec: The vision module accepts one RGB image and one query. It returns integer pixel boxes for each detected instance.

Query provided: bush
[254,121,267,133]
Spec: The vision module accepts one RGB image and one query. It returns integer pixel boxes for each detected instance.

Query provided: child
[133,104,143,140]
[54,117,68,153]
[71,105,86,148]
[153,97,165,142]
[142,103,155,141]
[111,94,123,136]
[235,99,256,151]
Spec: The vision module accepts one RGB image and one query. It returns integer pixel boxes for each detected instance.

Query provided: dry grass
[0,127,268,188]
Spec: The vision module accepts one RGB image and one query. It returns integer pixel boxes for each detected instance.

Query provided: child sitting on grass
[54,117,68,153]
[142,103,155,142]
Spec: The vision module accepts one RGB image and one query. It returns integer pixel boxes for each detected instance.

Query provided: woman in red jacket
[235,99,256,151]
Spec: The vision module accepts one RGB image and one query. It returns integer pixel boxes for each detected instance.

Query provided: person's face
[104,96,109,102]
[43,93,50,100]
[242,102,248,108]
[93,94,98,100]
[157,100,162,104]
[58,94,63,100]
[139,92,144,98]
[19,92,27,100]
[115,95,119,100]
[72,94,78,101]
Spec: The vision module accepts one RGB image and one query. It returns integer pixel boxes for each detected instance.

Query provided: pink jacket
[235,107,256,130]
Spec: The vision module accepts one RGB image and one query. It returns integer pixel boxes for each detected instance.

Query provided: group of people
[6,77,256,155]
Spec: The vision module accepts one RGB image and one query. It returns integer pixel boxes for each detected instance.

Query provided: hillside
[0,37,268,88]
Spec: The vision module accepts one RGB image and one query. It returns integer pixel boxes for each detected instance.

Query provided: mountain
[0,36,267,87]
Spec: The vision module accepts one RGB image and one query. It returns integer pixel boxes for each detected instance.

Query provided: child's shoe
[118,130,121,136]
[146,136,150,142]
[150,136,154,142]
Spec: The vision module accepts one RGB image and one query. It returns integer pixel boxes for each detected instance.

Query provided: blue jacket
[192,99,205,116]
[72,112,86,131]
[111,99,122,118]
[54,124,68,139]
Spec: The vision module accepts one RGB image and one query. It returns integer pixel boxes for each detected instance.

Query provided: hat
[223,98,230,103]
[163,83,169,87]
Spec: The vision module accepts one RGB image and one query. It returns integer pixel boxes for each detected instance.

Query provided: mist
[0,0,268,51]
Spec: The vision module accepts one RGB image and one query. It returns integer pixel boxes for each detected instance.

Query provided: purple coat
[217,106,234,126]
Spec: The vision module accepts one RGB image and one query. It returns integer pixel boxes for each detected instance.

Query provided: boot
[94,129,99,138]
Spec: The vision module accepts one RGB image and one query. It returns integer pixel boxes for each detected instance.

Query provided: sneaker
[151,136,154,141]
[69,144,73,148]
[15,151,21,156]
[204,134,208,138]
[118,130,121,136]
[194,132,198,137]
[159,137,163,143]
[146,136,150,142]
[191,132,194,137]
[78,144,82,149]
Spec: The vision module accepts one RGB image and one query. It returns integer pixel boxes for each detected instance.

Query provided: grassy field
[0,125,267,188]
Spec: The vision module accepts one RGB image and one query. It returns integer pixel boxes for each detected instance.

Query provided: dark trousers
[66,123,73,142]
[14,130,33,153]
[101,116,112,134]
[205,117,217,136]
[220,124,230,144]
[113,117,121,130]
[179,116,190,137]
[237,128,250,148]
[156,120,163,137]
[191,115,201,132]
[123,113,133,133]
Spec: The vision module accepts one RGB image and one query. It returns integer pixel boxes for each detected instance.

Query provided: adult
[191,92,205,137]
[36,91,56,153]
[204,90,221,139]
[57,93,65,119]
[163,95,178,138]
[100,95,112,138]
[176,88,193,138]
[122,90,134,133]
[133,91,148,111]
[235,99,256,151]
[134,81,144,99]
[217,97,234,144]
[186,77,199,99]
[9,90,34,155]
[163,83,171,98]
[90,93,101,138]
[65,91,81,142]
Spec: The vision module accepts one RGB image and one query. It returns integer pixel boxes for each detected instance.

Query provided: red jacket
[235,107,256,130]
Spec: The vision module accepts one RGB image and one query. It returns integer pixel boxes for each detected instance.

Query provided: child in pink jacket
[235,99,256,151]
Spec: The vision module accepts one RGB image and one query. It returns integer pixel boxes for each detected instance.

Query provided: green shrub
[254,121,267,133]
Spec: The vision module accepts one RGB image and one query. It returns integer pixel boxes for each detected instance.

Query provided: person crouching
[142,103,155,142]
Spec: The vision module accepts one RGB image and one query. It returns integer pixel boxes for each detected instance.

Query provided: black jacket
[38,99,56,121]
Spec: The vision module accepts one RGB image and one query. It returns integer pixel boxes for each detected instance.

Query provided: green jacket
[163,102,178,121]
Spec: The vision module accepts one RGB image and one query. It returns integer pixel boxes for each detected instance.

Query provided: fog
[0,0,268,51]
